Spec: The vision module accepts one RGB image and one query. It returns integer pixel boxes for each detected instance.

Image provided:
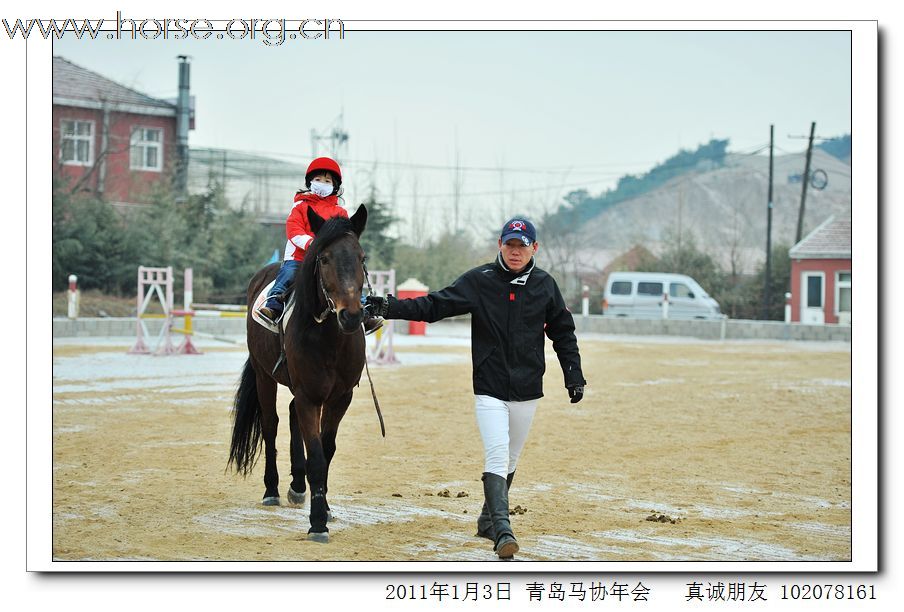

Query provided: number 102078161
[781,584,876,600]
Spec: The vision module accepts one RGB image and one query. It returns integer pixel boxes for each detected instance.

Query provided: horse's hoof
[287,487,306,505]
[307,531,329,543]
[262,496,281,506]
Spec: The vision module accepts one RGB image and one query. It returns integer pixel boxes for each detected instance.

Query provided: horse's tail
[227,358,262,476]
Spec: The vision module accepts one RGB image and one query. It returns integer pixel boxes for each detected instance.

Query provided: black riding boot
[482,472,518,559]
[476,471,515,541]
[363,315,384,336]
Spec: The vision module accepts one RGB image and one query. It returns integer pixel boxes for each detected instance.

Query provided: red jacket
[283,192,348,262]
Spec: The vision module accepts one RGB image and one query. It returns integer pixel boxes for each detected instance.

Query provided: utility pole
[762,125,774,319]
[795,121,816,243]
[677,185,684,255]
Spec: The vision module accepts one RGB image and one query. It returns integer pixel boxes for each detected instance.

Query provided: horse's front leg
[287,399,307,506]
[294,394,330,542]
[321,391,353,512]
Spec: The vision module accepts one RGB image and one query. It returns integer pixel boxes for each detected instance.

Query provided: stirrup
[258,305,283,325]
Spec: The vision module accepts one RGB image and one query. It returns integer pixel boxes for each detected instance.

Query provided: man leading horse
[366,216,587,559]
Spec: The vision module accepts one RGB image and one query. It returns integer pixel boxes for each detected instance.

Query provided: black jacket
[385,255,585,401]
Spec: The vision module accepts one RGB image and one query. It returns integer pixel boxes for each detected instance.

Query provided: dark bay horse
[228,205,368,542]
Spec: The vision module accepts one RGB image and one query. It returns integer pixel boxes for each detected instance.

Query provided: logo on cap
[500,216,536,246]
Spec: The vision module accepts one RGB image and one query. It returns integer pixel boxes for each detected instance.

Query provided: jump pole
[367,269,398,365]
[129,266,177,355]
[175,268,202,354]
[170,268,247,349]
[160,268,177,354]
[129,267,150,354]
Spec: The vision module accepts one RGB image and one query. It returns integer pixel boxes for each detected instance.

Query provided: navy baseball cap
[500,218,537,246]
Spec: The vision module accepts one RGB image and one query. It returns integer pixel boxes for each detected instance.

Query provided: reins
[364,356,385,438]
[309,234,385,438]
[359,258,384,436]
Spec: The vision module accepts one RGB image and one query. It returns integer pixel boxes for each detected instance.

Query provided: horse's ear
[350,204,368,237]
[307,206,326,234]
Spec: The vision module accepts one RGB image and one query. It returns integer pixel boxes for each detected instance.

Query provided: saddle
[251,279,296,334]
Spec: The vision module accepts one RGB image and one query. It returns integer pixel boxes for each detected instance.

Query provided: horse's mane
[294,215,357,324]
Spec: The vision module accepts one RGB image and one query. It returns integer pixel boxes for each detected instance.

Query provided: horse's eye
[319,256,330,265]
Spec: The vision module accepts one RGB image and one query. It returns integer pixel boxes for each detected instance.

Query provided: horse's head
[307,205,369,334]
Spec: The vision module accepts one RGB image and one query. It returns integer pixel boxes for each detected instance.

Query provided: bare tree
[58,96,136,196]
[449,131,464,233]
[409,173,427,248]
[386,121,402,226]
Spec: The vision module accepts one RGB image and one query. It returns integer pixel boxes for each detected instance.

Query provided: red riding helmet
[305,157,342,189]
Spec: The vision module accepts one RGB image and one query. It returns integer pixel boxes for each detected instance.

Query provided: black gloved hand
[364,295,390,317]
[567,384,584,404]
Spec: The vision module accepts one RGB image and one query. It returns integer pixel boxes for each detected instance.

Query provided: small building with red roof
[788,213,852,325]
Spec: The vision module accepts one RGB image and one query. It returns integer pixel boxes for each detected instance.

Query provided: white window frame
[802,271,826,308]
[800,271,826,325]
[130,126,163,172]
[835,270,852,316]
[59,119,94,167]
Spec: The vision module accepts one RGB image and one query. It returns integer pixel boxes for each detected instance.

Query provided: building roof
[52,56,177,117]
[601,244,656,277]
[789,213,852,260]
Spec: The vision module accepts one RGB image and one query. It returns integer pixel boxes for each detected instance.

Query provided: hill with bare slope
[546,149,852,279]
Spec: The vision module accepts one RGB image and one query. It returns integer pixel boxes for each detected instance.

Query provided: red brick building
[789,213,852,325]
[52,56,193,206]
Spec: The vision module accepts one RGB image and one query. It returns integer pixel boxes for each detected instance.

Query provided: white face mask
[310,180,334,197]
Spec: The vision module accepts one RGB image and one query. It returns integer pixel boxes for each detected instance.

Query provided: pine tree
[357,186,398,269]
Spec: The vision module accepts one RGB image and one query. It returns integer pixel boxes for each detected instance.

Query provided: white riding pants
[474,394,539,479]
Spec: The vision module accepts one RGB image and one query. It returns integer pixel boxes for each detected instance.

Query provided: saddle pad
[251,280,295,334]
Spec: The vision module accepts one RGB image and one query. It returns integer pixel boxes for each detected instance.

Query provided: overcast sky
[54,28,853,237]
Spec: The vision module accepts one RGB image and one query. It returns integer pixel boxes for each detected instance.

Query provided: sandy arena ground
[50,323,852,564]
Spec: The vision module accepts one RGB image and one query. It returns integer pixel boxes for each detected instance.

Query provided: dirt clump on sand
[646,513,681,524]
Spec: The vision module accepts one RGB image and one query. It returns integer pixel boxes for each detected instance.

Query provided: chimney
[175,55,191,197]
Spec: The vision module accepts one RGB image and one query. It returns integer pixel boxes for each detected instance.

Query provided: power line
[188,143,772,176]
[190,142,774,177]
[187,142,788,202]
[387,176,621,200]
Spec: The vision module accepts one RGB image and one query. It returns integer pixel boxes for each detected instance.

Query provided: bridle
[313,253,338,323]
[309,232,385,438]
[312,233,375,324]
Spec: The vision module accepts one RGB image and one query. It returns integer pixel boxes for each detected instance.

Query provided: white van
[603,272,722,320]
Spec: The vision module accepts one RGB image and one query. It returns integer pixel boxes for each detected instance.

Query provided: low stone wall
[574,315,851,342]
[52,315,851,343]
[53,317,247,338]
